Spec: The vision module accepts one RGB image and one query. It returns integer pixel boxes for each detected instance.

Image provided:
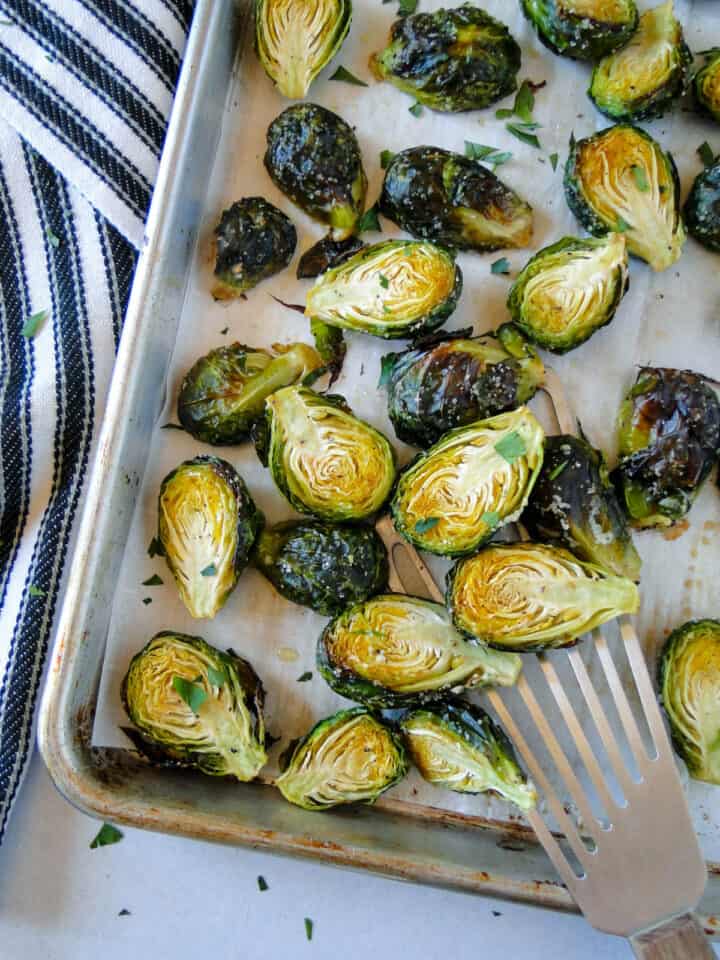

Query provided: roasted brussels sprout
[660,619,720,785]
[318,595,521,708]
[564,124,685,271]
[265,385,396,521]
[684,158,720,253]
[177,342,323,445]
[400,701,537,810]
[265,103,367,239]
[212,198,296,299]
[370,5,521,113]
[255,0,352,100]
[382,323,545,448]
[304,240,462,340]
[275,707,407,809]
[694,49,720,124]
[589,1,691,121]
[158,457,264,619]
[521,0,638,61]
[613,367,720,529]
[523,434,641,581]
[254,520,388,615]
[391,407,544,557]
[296,235,365,280]
[379,146,533,253]
[507,234,629,353]
[121,632,267,780]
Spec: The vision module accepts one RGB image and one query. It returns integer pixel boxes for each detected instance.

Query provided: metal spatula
[375,369,714,959]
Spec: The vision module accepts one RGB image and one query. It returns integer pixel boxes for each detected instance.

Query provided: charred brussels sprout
[564,124,685,271]
[254,520,388,615]
[613,367,720,529]
[400,701,536,810]
[121,632,267,780]
[370,5,521,113]
[177,342,323,445]
[265,103,367,239]
[275,707,407,809]
[380,146,533,253]
[212,198,296,299]
[507,234,629,353]
[158,457,263,619]
[305,240,462,340]
[265,385,396,521]
[523,434,641,581]
[694,49,720,124]
[447,542,640,652]
[660,619,720,785]
[521,0,638,61]
[255,0,352,100]
[684,159,720,253]
[382,323,545,448]
[589,1,691,121]
[391,407,544,556]
[318,595,521,708]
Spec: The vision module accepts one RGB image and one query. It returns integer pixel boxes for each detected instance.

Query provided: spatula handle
[630,913,715,959]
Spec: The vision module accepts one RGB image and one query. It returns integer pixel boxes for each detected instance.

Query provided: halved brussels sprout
[380,146,533,253]
[121,632,267,781]
[158,457,264,619]
[660,619,720,785]
[370,5,521,113]
[275,707,407,809]
[684,158,720,253]
[265,103,367,239]
[400,701,537,810]
[523,434,641,581]
[447,542,640,652]
[507,234,629,353]
[177,342,323,445]
[212,198,296,299]
[589,1,691,121]
[304,240,462,340]
[521,0,638,61]
[255,0,352,100]
[391,407,544,557]
[694,49,720,123]
[265,386,396,521]
[318,594,522,708]
[382,323,545,449]
[254,520,388,615]
[613,367,720,529]
[564,124,685,271]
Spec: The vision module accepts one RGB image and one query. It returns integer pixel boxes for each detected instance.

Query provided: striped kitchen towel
[0,0,194,843]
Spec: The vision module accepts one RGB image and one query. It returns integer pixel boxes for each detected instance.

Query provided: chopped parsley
[414,517,440,534]
[549,153,559,171]
[172,676,207,714]
[698,141,715,168]
[141,574,163,586]
[22,309,48,339]
[200,563,217,577]
[257,876,269,892]
[328,65,367,87]
[90,823,124,849]
[549,460,569,481]
[357,205,381,233]
[304,918,314,941]
[631,164,649,192]
[494,431,526,464]
[297,671,313,682]
[464,141,512,170]
[408,101,423,118]
[207,665,226,687]
[380,149,396,169]
[490,257,510,275]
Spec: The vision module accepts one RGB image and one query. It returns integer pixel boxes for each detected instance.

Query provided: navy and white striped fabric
[0,1,193,842]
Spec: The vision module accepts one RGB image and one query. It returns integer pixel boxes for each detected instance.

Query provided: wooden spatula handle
[630,913,715,959]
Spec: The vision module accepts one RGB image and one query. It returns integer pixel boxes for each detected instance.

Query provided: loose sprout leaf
[513,80,535,122]
[506,124,541,149]
[379,273,390,289]
[698,141,716,168]
[414,517,440,533]
[549,153,558,171]
[481,511,500,527]
[357,205,381,233]
[46,227,61,248]
[631,165,649,192]
[378,353,396,388]
[28,584,46,598]
[206,665,226,687]
[491,257,510,275]
[329,65,367,87]
[257,876,269,892]
[408,101,423,118]
[200,563,217,577]
[548,460,569,481]
[147,537,164,558]
[22,309,48,338]
[380,149,396,169]
[141,574,163,587]
[304,918,314,942]
[297,671,313,682]
[494,430,526,464]
[172,676,208,714]
[90,823,123,849]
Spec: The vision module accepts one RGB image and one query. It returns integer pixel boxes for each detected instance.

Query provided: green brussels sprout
[264,385,396,521]
[158,457,264,619]
[275,707,408,809]
[391,406,544,557]
[370,4,521,113]
[564,124,685,271]
[521,0,638,62]
[684,158,720,253]
[318,594,522,708]
[507,234,629,353]
[296,235,365,280]
[304,240,462,340]
[400,701,537,810]
[265,104,367,240]
[613,367,720,529]
[523,434,641,581]
[177,342,324,445]
[380,146,533,253]
[255,0,352,100]
[121,632,267,781]
[589,1,691,122]
[212,198,296,300]
[254,520,388,615]
[694,48,720,124]
[447,542,640,652]
[660,619,720,785]
[382,323,545,448]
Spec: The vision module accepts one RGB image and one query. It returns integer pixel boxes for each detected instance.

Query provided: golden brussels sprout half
[447,542,640,652]
[521,0,638,62]
[694,49,720,124]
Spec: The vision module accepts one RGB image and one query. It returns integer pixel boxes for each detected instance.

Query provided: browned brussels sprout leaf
[296,235,366,279]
